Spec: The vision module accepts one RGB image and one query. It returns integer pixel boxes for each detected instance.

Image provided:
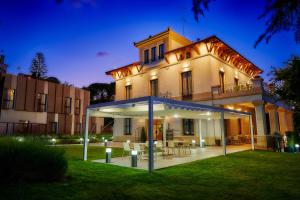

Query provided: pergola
[83,96,254,172]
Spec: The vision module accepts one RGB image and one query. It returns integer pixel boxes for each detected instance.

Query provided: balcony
[210,77,274,100]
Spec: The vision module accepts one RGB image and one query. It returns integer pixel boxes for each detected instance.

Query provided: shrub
[0,138,67,183]
[286,131,300,152]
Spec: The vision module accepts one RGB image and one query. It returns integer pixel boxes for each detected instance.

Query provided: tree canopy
[192,0,300,47]
[30,52,47,79]
[270,56,300,132]
[83,82,115,104]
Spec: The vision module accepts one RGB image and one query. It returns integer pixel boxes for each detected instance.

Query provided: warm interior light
[227,106,234,110]
[192,140,196,144]
[220,67,224,72]
[236,108,241,111]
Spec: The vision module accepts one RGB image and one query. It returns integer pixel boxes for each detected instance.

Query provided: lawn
[1,145,300,200]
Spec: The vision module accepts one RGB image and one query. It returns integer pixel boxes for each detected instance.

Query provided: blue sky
[0,0,299,87]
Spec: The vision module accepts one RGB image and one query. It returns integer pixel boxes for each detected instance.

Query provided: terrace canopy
[83,96,254,172]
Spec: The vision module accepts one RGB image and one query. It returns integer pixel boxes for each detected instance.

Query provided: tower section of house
[105,28,293,147]
[0,73,103,135]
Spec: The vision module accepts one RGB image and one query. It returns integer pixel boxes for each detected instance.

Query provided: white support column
[163,118,167,147]
[253,100,267,148]
[83,108,90,161]
[220,111,226,155]
[249,115,255,151]
[198,119,203,148]
[148,97,154,172]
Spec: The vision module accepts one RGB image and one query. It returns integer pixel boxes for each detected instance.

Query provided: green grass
[1,145,300,200]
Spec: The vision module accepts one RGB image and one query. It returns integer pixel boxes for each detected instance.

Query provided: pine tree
[30,52,47,78]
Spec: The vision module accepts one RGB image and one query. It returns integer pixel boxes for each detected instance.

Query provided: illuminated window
[150,79,158,96]
[183,119,194,135]
[159,44,164,59]
[125,85,132,100]
[75,99,81,115]
[2,88,15,109]
[151,46,156,62]
[181,71,192,100]
[144,49,149,64]
[36,93,48,112]
[124,118,132,135]
[65,97,72,114]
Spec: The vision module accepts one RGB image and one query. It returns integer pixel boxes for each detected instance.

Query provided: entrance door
[153,119,163,140]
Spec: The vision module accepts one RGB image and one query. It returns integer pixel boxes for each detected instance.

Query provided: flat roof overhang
[87,96,252,119]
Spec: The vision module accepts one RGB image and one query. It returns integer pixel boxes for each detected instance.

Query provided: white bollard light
[106,148,112,163]
[131,150,138,167]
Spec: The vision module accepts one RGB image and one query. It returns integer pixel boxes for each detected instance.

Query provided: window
[65,97,72,114]
[219,71,225,92]
[2,88,15,109]
[150,79,158,96]
[125,85,132,100]
[151,46,156,62]
[234,77,239,87]
[183,119,194,135]
[179,54,184,60]
[36,93,47,112]
[158,44,164,59]
[186,52,191,59]
[144,49,149,64]
[181,71,192,100]
[124,118,132,135]
[75,99,81,115]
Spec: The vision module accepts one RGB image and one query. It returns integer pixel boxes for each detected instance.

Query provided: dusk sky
[1,0,299,87]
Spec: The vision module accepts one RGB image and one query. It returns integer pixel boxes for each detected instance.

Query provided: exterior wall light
[173,114,179,118]
[131,150,138,167]
[105,148,112,163]
[126,140,130,143]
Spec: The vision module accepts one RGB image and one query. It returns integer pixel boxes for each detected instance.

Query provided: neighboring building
[105,28,293,147]
[0,58,103,135]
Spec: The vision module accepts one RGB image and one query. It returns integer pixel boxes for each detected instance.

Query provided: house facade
[105,28,293,147]
[0,55,103,135]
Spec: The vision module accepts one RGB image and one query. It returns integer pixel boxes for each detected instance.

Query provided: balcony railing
[222,81,253,94]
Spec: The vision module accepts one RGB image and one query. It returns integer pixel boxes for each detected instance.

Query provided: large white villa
[83,28,294,171]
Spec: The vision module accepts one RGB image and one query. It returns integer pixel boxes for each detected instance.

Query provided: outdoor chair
[133,143,145,162]
[122,142,132,157]
[167,141,176,155]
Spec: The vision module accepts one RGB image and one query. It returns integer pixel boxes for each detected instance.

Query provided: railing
[222,81,253,94]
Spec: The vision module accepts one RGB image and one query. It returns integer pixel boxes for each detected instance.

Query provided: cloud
[96,51,109,57]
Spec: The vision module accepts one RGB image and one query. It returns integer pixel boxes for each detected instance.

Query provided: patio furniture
[167,141,176,155]
[122,142,132,157]
[133,143,145,162]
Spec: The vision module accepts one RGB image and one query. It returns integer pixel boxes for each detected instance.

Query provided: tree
[46,76,61,84]
[83,82,115,104]
[269,55,300,132]
[30,52,47,78]
[192,0,300,47]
